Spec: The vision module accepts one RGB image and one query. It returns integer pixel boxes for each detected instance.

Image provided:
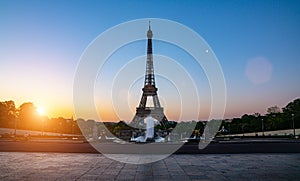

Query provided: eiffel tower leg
[131,107,168,129]
[131,114,146,129]
[153,95,161,108]
[139,94,147,108]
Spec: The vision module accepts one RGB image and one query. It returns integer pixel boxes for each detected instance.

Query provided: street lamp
[42,118,44,137]
[242,124,246,137]
[261,118,264,136]
[37,107,45,137]
[292,113,295,138]
[14,117,17,137]
[59,121,62,137]
[8,111,17,138]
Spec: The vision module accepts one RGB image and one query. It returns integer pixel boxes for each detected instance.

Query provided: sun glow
[37,107,45,116]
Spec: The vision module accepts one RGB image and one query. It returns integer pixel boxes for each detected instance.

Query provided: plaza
[1,152,300,180]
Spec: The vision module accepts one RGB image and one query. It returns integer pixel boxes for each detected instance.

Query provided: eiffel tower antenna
[131,22,169,129]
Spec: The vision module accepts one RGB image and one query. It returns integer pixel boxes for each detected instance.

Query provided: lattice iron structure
[131,22,168,129]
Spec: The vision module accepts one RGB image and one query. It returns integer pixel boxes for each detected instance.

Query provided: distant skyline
[1,0,300,121]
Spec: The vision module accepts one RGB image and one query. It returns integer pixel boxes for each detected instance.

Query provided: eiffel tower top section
[144,21,156,87]
[147,22,153,55]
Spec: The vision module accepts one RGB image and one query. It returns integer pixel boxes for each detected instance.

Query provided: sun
[37,107,45,116]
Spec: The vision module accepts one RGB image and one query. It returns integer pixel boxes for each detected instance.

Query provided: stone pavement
[1,152,300,180]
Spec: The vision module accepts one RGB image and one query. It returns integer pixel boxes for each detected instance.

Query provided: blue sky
[0,0,299,121]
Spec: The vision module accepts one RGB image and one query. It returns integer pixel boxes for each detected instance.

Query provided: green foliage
[282,98,300,129]
[0,98,299,136]
[0,100,17,128]
[18,102,47,130]
[222,98,300,134]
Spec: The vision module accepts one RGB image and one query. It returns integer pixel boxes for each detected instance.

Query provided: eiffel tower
[131,22,168,129]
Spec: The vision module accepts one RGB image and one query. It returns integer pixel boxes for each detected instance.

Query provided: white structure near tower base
[145,116,154,139]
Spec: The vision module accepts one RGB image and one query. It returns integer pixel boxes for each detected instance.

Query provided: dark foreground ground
[1,152,300,180]
[1,139,300,180]
[0,139,300,154]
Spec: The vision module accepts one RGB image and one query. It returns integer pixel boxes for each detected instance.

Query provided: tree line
[0,98,299,136]
[220,98,300,135]
[0,101,81,135]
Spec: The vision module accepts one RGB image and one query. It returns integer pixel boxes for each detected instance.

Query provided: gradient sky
[0,0,299,121]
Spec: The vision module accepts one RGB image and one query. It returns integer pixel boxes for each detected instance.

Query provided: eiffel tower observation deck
[131,22,169,129]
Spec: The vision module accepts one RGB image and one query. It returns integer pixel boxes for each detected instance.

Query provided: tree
[0,100,17,128]
[283,99,300,114]
[283,98,300,129]
[18,102,40,130]
[251,113,262,133]
[267,105,281,115]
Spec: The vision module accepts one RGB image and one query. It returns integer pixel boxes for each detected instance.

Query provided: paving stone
[152,176,171,181]
[170,174,191,181]
[134,175,153,180]
[189,175,209,180]
[152,170,170,176]
[1,152,300,180]
[170,171,186,176]
[116,174,135,180]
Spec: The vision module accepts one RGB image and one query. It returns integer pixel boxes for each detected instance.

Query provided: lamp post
[37,107,46,137]
[42,118,44,137]
[292,113,295,138]
[8,111,17,138]
[59,121,62,137]
[254,113,260,137]
[14,116,17,137]
[261,118,264,136]
[242,124,246,137]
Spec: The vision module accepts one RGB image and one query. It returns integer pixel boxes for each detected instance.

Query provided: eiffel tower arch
[131,22,169,129]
